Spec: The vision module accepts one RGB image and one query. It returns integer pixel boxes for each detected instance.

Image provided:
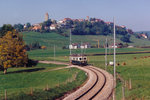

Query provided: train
[70,54,88,66]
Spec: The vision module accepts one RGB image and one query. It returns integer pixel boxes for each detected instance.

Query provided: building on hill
[78,19,84,22]
[45,13,49,21]
[32,24,41,31]
[141,34,148,39]
[121,25,126,29]
[63,18,72,22]
[86,16,90,21]
[23,24,27,29]
[50,24,57,30]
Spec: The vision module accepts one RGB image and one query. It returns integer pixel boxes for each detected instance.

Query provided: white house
[128,46,134,48]
[80,43,91,49]
[141,34,148,39]
[69,43,79,49]
[50,24,57,30]
[58,20,64,24]
[109,43,118,48]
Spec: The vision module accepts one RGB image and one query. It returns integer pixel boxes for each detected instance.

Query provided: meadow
[22,31,150,99]
[88,53,150,100]
[26,48,150,99]
[22,31,150,48]
[1,31,149,99]
[0,63,87,100]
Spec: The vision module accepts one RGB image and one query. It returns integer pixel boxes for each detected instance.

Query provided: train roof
[70,54,87,57]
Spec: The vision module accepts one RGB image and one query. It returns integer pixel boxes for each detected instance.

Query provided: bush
[26,59,38,67]
[120,35,131,43]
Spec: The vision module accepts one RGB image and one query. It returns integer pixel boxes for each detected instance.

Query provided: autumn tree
[0,29,28,74]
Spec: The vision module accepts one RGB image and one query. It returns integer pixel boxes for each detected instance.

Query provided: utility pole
[113,17,116,100]
[81,41,83,55]
[98,40,99,48]
[105,38,108,70]
[69,29,72,65]
[70,29,72,56]
[54,45,55,62]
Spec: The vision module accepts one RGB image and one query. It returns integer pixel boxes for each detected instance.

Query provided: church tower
[45,13,49,21]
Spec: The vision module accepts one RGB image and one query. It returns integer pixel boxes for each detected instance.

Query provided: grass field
[21,31,150,99]
[88,53,150,100]
[27,47,150,62]
[22,31,150,48]
[26,49,150,99]
[0,63,87,100]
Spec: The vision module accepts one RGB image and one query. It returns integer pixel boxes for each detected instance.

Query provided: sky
[0,0,150,31]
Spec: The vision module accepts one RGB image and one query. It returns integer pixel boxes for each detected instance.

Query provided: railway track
[64,65,113,100]
[38,60,113,100]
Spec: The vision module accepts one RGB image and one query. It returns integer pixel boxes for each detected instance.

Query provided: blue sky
[0,0,150,31]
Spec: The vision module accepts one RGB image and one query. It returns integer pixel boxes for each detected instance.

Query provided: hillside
[22,31,150,48]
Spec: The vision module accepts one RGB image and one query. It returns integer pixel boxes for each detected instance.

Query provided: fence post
[129,78,132,90]
[122,86,125,100]
[30,87,33,95]
[5,89,7,100]
[46,84,49,91]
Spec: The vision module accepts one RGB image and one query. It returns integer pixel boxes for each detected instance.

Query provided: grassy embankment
[0,63,87,100]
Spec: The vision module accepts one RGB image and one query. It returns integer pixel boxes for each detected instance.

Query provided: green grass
[22,31,150,99]
[23,32,69,48]
[22,31,150,48]
[0,63,87,100]
[27,47,150,61]
[88,53,150,100]
[27,49,150,99]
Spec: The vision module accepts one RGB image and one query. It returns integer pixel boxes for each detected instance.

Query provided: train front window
[79,58,82,61]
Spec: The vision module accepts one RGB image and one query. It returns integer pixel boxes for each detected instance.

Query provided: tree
[14,23,24,32]
[0,24,14,37]
[26,22,31,28]
[42,19,52,27]
[120,35,131,43]
[0,29,28,74]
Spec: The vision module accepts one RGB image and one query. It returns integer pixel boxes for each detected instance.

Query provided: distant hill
[135,31,150,36]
